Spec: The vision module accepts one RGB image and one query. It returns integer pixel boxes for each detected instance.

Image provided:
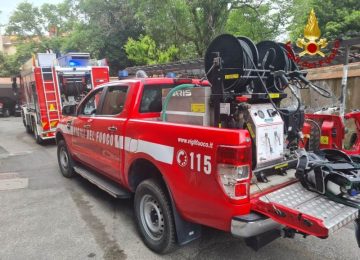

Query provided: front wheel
[134,179,177,254]
[57,140,76,178]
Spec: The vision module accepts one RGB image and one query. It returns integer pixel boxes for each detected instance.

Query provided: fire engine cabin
[20,52,109,143]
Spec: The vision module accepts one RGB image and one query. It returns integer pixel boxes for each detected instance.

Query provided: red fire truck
[56,35,360,254]
[20,52,109,143]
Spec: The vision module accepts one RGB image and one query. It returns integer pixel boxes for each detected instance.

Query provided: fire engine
[20,52,109,143]
[56,35,360,254]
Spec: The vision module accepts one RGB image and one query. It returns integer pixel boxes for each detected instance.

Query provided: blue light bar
[166,72,176,78]
[118,70,129,79]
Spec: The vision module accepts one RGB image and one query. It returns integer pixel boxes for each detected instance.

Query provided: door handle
[108,126,117,132]
[84,124,91,129]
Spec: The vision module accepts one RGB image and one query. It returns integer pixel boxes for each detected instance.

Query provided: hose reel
[205,34,258,94]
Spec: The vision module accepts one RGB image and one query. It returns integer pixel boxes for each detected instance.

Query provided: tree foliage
[6,0,77,37]
[3,0,142,76]
[132,0,231,57]
[132,0,294,57]
[226,1,292,42]
[2,0,358,77]
[64,0,143,74]
[125,35,179,65]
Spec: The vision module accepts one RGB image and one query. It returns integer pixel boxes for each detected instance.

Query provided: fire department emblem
[296,9,328,57]
[176,149,188,167]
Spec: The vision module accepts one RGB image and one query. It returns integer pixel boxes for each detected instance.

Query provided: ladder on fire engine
[41,67,61,131]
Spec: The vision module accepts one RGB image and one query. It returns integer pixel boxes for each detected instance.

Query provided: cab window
[140,84,173,113]
[79,88,103,116]
[101,85,128,115]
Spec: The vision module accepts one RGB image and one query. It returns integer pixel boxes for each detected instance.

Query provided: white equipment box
[247,103,284,168]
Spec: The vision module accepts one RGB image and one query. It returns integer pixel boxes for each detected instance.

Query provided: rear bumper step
[252,182,359,237]
[231,212,282,238]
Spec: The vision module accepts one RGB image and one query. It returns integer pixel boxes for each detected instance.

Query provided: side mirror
[62,104,77,116]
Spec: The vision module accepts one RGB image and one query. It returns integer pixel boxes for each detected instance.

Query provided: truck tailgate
[251,182,359,237]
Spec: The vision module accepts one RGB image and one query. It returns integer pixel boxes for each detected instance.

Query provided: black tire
[22,112,26,127]
[57,140,76,178]
[33,125,43,144]
[26,124,32,133]
[134,179,177,254]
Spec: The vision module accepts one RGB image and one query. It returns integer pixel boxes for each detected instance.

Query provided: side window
[140,84,173,113]
[79,88,103,116]
[101,85,128,115]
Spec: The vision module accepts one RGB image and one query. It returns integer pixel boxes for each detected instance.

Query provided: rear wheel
[26,124,32,133]
[134,179,176,254]
[57,140,76,178]
[33,124,42,144]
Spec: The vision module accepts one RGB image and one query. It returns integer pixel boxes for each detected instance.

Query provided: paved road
[0,117,359,260]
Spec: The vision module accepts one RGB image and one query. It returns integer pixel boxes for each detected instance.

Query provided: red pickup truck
[56,77,360,253]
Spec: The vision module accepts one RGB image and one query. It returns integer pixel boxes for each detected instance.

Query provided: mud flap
[355,218,360,248]
[251,182,359,238]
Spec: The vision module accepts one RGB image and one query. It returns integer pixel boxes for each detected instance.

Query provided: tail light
[0,103,3,108]
[217,145,251,201]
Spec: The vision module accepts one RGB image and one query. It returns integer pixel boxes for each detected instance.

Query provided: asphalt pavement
[0,117,359,260]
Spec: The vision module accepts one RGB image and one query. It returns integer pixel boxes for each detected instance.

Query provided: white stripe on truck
[59,123,174,165]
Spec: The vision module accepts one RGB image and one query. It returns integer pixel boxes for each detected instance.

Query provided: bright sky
[0,0,62,33]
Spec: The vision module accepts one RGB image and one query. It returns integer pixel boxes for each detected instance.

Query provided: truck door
[71,87,105,164]
[88,84,129,181]
[73,84,129,181]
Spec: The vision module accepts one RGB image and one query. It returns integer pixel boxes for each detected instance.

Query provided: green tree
[6,2,43,36]
[226,1,292,42]
[3,1,79,76]
[4,0,142,75]
[124,35,179,65]
[6,0,78,37]
[132,0,230,57]
[62,0,143,73]
[132,0,294,57]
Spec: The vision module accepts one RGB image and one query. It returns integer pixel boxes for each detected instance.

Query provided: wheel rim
[59,147,69,170]
[140,194,165,241]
